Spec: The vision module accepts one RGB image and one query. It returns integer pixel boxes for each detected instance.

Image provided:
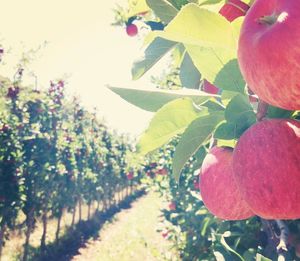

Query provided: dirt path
[71,191,176,261]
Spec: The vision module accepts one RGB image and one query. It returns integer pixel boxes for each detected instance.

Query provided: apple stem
[256,100,269,121]
[259,15,277,26]
[276,220,289,261]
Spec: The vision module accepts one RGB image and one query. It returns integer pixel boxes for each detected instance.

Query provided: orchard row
[0,75,142,260]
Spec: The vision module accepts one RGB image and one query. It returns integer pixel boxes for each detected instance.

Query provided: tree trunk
[78,198,82,222]
[103,198,107,211]
[55,211,63,243]
[106,190,111,209]
[118,187,122,203]
[40,210,48,252]
[23,210,34,261]
[96,200,100,212]
[87,203,91,220]
[126,185,129,198]
[0,225,6,260]
[71,205,76,227]
[122,186,125,201]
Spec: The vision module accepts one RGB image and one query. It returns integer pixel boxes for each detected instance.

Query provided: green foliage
[172,111,224,181]
[108,86,212,112]
[137,98,206,154]
[146,0,178,23]
[0,74,144,258]
[132,37,178,80]
[143,140,268,260]
[116,0,300,259]
[179,52,201,89]
[215,94,256,139]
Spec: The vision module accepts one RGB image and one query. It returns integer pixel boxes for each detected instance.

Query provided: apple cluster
[199,118,300,221]
[199,0,300,221]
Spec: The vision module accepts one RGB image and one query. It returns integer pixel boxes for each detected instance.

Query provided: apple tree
[111,0,300,259]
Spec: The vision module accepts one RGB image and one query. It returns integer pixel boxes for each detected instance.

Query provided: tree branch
[256,100,269,122]
[275,220,289,261]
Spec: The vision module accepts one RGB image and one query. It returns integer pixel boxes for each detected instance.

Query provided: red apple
[219,0,250,22]
[162,230,169,239]
[200,147,253,220]
[156,167,168,175]
[126,172,134,180]
[233,119,300,219]
[238,0,300,110]
[149,162,157,168]
[202,80,219,95]
[168,202,176,211]
[126,24,138,37]
[193,178,200,190]
[7,86,20,99]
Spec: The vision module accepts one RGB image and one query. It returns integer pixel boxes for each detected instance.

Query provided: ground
[71,191,177,261]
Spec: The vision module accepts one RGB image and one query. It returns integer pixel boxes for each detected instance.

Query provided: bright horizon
[0,0,163,137]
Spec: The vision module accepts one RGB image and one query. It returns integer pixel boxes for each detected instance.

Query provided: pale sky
[0,0,159,137]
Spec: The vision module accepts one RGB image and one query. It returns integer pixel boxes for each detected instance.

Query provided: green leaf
[256,254,272,261]
[213,247,234,261]
[201,99,225,112]
[173,44,186,66]
[138,98,206,154]
[144,4,246,93]
[221,90,238,106]
[214,122,237,140]
[108,86,213,112]
[214,59,245,93]
[192,146,207,171]
[167,0,189,9]
[200,216,212,236]
[132,37,178,80]
[214,121,251,140]
[146,0,179,24]
[217,139,235,148]
[128,0,150,16]
[198,0,224,13]
[153,4,234,48]
[216,94,256,139]
[243,249,256,260]
[186,46,245,93]
[267,105,294,119]
[220,235,245,261]
[173,111,224,181]
[225,94,256,123]
[179,52,201,89]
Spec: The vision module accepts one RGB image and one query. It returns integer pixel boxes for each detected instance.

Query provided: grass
[2,201,98,261]
[2,189,178,261]
[2,188,139,261]
[71,191,178,261]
